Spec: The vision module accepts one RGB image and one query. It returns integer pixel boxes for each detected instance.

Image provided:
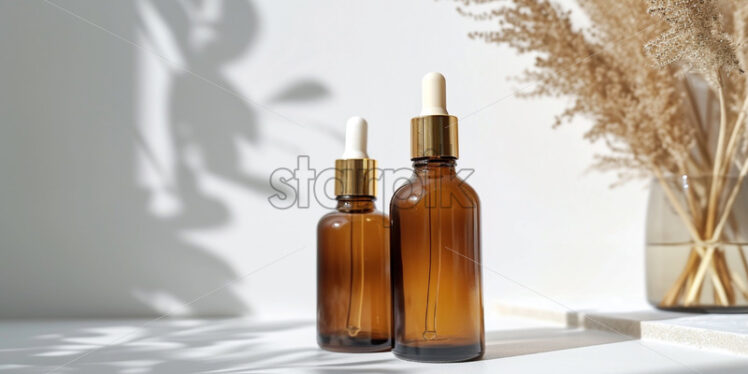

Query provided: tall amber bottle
[390,73,484,362]
[317,117,392,352]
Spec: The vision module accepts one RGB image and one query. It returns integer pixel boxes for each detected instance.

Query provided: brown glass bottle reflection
[316,117,392,352]
[390,73,484,362]
[317,196,391,351]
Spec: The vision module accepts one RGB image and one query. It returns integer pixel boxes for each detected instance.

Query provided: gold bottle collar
[410,115,458,160]
[334,158,377,197]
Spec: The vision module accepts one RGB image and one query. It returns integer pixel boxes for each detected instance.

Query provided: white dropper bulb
[341,116,369,159]
[420,72,449,116]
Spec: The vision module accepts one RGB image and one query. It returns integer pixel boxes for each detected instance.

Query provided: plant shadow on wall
[0,0,329,318]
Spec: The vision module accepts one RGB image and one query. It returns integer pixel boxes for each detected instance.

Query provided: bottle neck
[413,157,457,177]
[336,196,376,213]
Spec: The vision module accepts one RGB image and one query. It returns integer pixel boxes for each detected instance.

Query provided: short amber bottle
[316,117,392,352]
[390,73,484,362]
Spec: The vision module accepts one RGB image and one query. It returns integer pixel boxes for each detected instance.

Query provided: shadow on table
[483,326,631,360]
[0,319,405,373]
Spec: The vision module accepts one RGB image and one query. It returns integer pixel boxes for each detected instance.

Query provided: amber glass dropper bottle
[317,117,392,352]
[390,73,484,362]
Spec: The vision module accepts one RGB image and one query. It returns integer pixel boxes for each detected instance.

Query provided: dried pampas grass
[457,0,748,307]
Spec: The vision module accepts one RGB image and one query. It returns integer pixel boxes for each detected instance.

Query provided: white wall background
[0,0,648,319]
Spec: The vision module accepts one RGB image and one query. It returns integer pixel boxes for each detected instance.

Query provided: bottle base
[393,343,483,362]
[317,333,392,353]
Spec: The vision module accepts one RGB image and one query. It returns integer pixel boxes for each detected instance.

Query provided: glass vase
[646,175,748,312]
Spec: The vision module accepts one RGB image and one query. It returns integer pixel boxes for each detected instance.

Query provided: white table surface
[2,315,747,373]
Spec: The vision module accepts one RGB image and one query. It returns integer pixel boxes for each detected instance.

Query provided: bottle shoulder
[318,210,388,228]
[457,178,480,205]
[390,173,480,210]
